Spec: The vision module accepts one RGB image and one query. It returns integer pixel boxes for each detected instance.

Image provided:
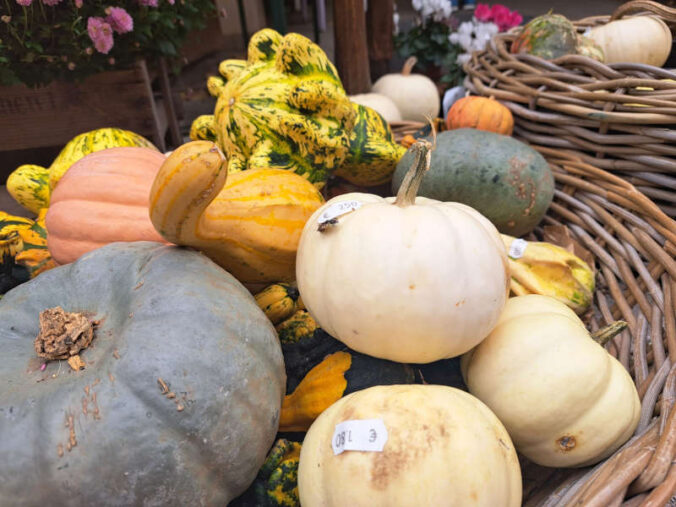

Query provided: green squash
[392,129,554,236]
[510,13,579,60]
[210,29,356,186]
[0,242,285,505]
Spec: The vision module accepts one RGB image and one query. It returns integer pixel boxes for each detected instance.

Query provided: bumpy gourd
[149,141,324,284]
[334,103,407,186]
[255,283,304,325]
[208,29,357,186]
[7,128,157,213]
[189,114,219,143]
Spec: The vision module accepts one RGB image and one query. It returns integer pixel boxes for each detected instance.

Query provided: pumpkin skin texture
[149,141,324,285]
[45,147,168,265]
[211,29,357,186]
[0,241,286,505]
[446,96,514,136]
[298,385,522,506]
[587,16,672,66]
[392,129,554,236]
[297,140,509,363]
[462,295,640,468]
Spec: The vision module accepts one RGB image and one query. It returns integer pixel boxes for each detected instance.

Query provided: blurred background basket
[462,0,676,217]
[388,120,676,504]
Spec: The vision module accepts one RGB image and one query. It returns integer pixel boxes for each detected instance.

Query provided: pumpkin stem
[394,138,434,207]
[34,307,96,361]
[402,57,417,76]
[591,321,628,347]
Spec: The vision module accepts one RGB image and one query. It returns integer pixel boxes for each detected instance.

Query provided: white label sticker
[508,238,528,259]
[332,419,388,455]
[318,200,363,224]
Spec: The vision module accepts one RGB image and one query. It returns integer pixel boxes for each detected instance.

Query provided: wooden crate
[0,60,166,152]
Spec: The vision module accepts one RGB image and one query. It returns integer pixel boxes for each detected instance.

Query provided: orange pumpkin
[46,147,168,265]
[445,96,514,136]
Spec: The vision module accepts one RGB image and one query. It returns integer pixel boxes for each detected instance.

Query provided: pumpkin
[392,129,554,236]
[0,209,55,293]
[0,241,286,504]
[298,385,522,506]
[189,114,219,143]
[511,13,579,59]
[349,93,402,123]
[334,103,407,187]
[372,57,440,122]
[445,96,514,136]
[209,29,356,186]
[461,295,641,468]
[45,147,168,265]
[297,138,509,363]
[501,234,594,314]
[149,141,324,285]
[7,128,157,213]
[575,35,605,62]
[255,283,304,325]
[280,329,416,433]
[276,310,319,343]
[587,16,672,66]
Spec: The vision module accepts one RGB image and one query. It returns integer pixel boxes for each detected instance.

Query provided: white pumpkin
[372,57,440,122]
[349,93,403,123]
[587,16,672,66]
[462,295,641,468]
[296,139,509,363]
[298,385,522,507]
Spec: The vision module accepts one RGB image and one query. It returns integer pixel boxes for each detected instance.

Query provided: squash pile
[0,18,647,507]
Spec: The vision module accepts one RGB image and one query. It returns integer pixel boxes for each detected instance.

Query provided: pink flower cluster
[86,6,133,54]
[474,3,522,32]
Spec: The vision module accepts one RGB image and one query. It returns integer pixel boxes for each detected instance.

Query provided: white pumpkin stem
[394,138,433,207]
[592,321,628,346]
[402,57,417,76]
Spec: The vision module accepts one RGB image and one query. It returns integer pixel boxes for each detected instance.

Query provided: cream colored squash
[372,57,440,122]
[587,16,672,66]
[462,295,641,468]
[349,93,403,123]
[298,384,522,507]
[296,139,509,363]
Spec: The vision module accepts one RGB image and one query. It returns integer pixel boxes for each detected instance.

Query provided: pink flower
[87,16,114,54]
[474,3,491,22]
[75,0,82,7]
[507,11,523,29]
[16,0,32,6]
[489,4,510,20]
[138,0,158,6]
[167,0,174,4]
[494,10,514,31]
[105,6,133,34]
[42,0,63,5]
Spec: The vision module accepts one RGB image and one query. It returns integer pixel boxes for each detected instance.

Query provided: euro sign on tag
[332,419,388,455]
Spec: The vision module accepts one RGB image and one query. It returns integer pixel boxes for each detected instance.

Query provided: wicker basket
[462,0,676,217]
[388,123,676,505]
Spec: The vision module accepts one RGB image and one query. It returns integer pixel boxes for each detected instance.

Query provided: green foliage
[0,0,214,87]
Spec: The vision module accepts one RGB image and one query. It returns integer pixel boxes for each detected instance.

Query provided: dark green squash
[0,242,286,505]
[392,128,554,236]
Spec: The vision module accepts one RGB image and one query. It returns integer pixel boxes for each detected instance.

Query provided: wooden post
[333,0,371,94]
[366,0,394,80]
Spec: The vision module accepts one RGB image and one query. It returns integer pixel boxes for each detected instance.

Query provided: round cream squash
[349,93,403,123]
[296,139,509,363]
[372,57,440,122]
[586,16,672,66]
[462,294,641,468]
[298,384,522,506]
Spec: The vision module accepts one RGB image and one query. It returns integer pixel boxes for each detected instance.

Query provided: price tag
[332,419,388,455]
[508,238,528,259]
[318,200,363,224]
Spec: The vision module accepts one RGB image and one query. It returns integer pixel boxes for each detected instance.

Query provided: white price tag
[508,238,528,259]
[318,200,363,224]
[332,419,388,455]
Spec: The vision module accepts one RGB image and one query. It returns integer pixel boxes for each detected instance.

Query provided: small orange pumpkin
[46,147,169,265]
[445,96,514,136]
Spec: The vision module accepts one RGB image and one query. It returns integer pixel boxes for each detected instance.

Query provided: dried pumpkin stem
[394,139,433,208]
[401,56,417,76]
[591,321,628,347]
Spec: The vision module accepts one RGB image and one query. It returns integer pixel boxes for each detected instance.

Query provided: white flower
[449,19,498,55]
[412,0,453,23]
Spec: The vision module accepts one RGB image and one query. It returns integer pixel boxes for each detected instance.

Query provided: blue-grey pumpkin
[0,242,285,505]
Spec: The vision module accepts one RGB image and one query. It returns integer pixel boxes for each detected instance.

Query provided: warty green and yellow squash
[207,28,357,186]
[255,283,304,325]
[7,128,157,213]
[149,141,324,285]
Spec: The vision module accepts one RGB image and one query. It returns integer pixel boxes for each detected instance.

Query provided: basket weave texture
[462,0,676,217]
[389,122,676,505]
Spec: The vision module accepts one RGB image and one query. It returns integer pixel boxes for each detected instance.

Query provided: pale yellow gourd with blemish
[462,295,640,468]
[149,141,324,284]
